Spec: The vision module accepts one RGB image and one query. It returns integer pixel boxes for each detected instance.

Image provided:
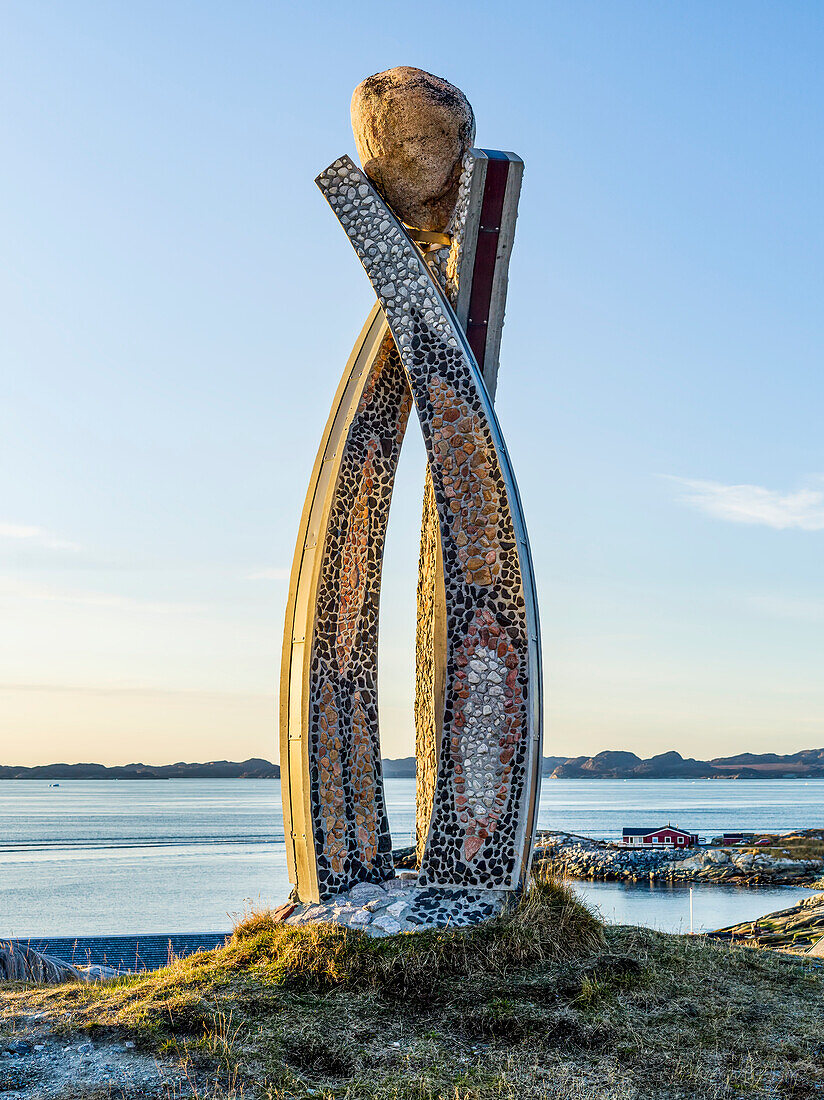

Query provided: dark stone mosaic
[307,331,412,897]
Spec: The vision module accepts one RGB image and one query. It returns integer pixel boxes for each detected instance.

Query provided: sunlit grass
[1,875,823,1098]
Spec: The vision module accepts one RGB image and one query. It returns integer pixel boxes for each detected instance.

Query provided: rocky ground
[710,891,824,953]
[0,1010,202,1099]
[534,830,824,886]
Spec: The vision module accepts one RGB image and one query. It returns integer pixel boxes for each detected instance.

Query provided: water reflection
[568,878,811,934]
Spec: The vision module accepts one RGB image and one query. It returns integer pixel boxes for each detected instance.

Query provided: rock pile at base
[535,832,822,886]
[283,876,506,937]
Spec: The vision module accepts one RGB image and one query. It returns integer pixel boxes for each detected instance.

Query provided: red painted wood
[466,156,511,370]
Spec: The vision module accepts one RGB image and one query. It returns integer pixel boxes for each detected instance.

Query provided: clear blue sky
[2,1,823,765]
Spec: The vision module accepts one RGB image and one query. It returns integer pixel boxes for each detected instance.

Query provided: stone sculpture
[279,68,542,933]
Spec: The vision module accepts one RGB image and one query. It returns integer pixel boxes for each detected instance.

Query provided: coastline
[535,829,824,888]
[5,745,824,781]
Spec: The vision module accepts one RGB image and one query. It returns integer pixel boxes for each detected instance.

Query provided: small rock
[372,915,402,935]
[384,876,414,892]
[705,849,730,865]
[348,881,385,901]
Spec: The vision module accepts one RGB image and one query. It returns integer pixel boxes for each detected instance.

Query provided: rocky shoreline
[534,830,824,887]
[710,892,824,952]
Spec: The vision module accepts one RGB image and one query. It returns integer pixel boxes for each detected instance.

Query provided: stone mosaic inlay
[280,138,541,920]
[305,330,412,897]
[314,155,541,892]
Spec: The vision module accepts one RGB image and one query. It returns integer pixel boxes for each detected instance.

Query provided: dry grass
[2,877,823,1099]
[737,829,824,863]
[226,874,604,996]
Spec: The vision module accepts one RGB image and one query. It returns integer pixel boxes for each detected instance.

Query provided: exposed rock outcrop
[534,832,822,886]
[710,892,824,951]
[0,944,84,984]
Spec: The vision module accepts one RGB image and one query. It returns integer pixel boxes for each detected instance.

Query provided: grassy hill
[2,878,823,1098]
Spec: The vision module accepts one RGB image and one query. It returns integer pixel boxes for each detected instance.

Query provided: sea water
[0,778,821,938]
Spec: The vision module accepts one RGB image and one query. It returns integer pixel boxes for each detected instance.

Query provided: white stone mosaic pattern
[411,155,475,862]
[284,877,506,937]
[413,153,476,862]
[444,151,476,303]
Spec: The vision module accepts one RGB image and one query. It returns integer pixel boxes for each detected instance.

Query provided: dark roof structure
[6,932,229,973]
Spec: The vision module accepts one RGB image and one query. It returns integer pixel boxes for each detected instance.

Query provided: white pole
[690,887,694,935]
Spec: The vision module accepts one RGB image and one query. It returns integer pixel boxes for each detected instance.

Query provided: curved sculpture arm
[280,304,411,901]
[317,156,543,889]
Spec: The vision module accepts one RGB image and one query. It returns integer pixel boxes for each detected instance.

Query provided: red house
[621,825,699,849]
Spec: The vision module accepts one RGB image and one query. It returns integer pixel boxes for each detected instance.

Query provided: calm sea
[1,778,821,939]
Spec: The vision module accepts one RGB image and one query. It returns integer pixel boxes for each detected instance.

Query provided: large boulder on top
[351,66,475,232]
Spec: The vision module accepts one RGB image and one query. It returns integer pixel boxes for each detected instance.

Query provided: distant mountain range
[3,748,824,780]
[343,748,824,781]
[548,747,824,779]
[0,759,280,780]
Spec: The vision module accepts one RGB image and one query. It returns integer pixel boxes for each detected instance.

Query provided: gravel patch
[0,1015,200,1099]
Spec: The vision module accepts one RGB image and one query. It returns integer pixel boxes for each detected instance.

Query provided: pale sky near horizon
[2,1,823,766]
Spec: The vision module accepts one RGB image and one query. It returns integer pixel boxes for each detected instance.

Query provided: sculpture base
[284,876,507,937]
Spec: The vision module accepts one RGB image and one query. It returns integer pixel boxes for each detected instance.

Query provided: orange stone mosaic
[427,375,502,588]
[335,438,376,676]
[317,679,347,875]
[350,691,378,867]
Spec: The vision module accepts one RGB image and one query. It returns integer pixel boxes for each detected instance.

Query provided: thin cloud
[246,567,290,581]
[666,477,824,531]
[0,576,203,614]
[0,522,80,551]
[744,594,824,622]
[0,682,268,699]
